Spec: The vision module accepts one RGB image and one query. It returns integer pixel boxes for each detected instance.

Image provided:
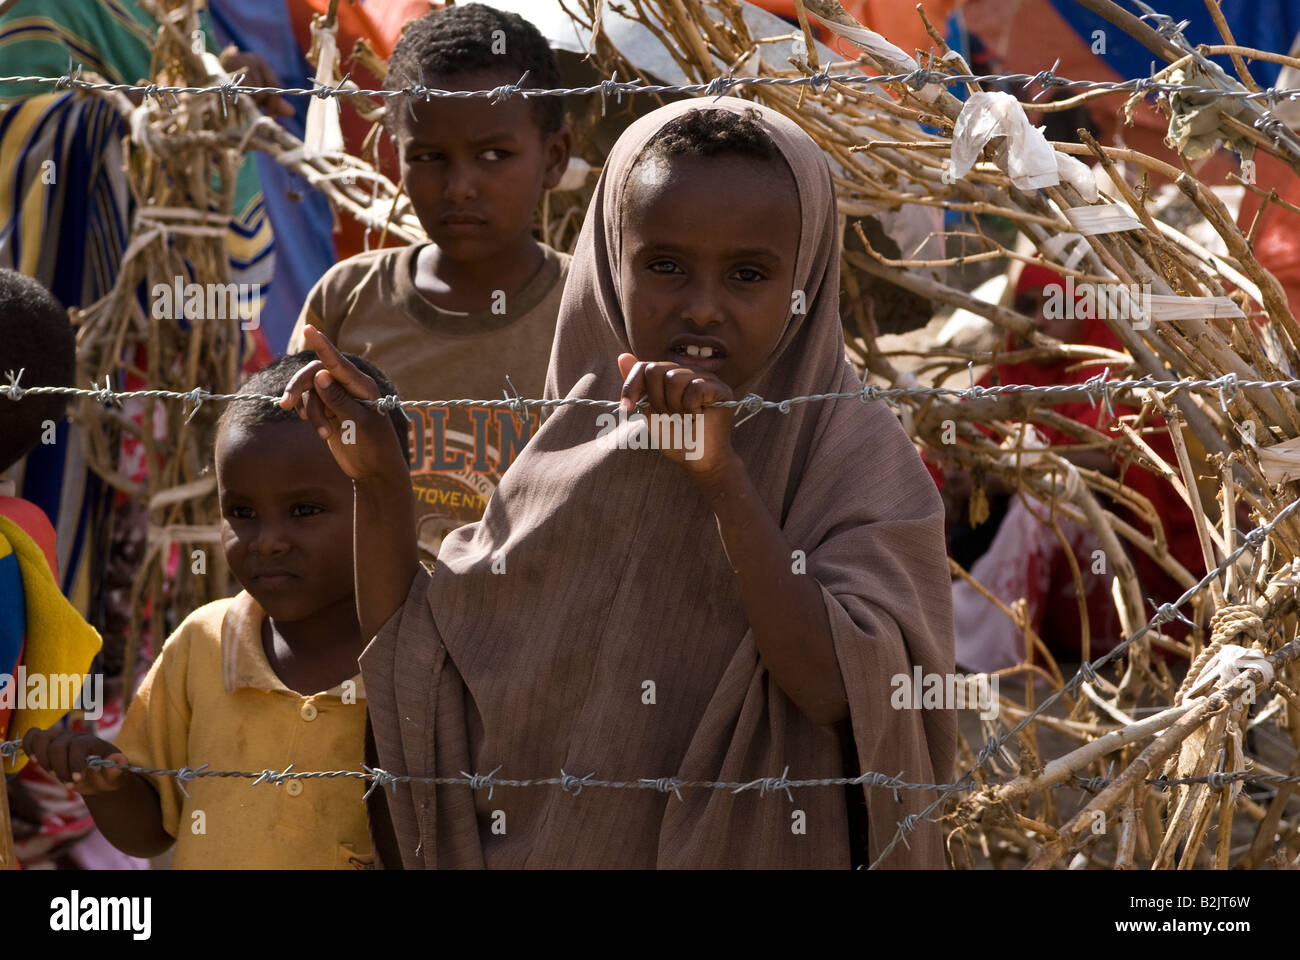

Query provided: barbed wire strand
[1,370,1297,420]
[4,65,1300,110]
[2,740,1297,799]
[3,62,1300,154]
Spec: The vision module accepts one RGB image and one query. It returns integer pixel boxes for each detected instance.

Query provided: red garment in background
[1233,150,1300,324]
[0,496,58,574]
[945,267,1203,640]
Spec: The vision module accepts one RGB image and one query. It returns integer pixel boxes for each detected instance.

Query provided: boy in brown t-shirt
[288,5,572,562]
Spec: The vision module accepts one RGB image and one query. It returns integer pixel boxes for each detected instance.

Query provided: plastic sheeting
[947,91,1097,199]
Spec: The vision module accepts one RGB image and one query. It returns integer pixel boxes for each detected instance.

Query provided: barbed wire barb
[3,368,25,402]
[461,764,503,801]
[362,764,399,799]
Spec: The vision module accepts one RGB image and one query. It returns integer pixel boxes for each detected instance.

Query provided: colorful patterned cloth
[0,0,277,615]
[0,506,103,774]
[0,0,275,869]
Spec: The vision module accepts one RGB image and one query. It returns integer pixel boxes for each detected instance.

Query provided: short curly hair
[639,106,784,165]
[0,269,76,472]
[384,4,564,138]
[216,351,410,466]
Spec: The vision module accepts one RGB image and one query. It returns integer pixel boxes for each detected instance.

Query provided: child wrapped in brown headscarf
[286,96,956,868]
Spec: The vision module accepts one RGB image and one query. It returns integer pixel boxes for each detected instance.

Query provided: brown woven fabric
[360,96,955,869]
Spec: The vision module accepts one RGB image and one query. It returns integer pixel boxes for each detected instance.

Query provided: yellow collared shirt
[115,592,374,868]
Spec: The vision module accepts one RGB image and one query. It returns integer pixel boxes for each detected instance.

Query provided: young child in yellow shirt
[20,351,409,868]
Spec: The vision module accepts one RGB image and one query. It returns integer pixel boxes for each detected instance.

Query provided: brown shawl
[360,96,956,869]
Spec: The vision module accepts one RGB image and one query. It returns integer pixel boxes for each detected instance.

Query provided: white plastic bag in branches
[303,23,345,159]
[948,92,1097,200]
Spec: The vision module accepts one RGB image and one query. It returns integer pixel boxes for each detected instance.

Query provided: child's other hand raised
[280,325,407,482]
[617,353,738,483]
[21,726,129,796]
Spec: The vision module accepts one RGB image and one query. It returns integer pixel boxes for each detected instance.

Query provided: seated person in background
[939,265,1202,675]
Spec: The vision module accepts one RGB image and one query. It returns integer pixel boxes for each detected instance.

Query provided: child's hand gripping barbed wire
[279,324,408,483]
[279,324,419,641]
[21,726,129,796]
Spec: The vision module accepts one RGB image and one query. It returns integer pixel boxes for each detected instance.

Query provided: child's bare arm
[280,325,420,640]
[693,457,848,726]
[20,726,173,858]
[619,355,848,726]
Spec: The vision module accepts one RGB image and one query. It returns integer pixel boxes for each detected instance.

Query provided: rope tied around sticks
[1211,603,1269,646]
[1176,603,1271,704]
